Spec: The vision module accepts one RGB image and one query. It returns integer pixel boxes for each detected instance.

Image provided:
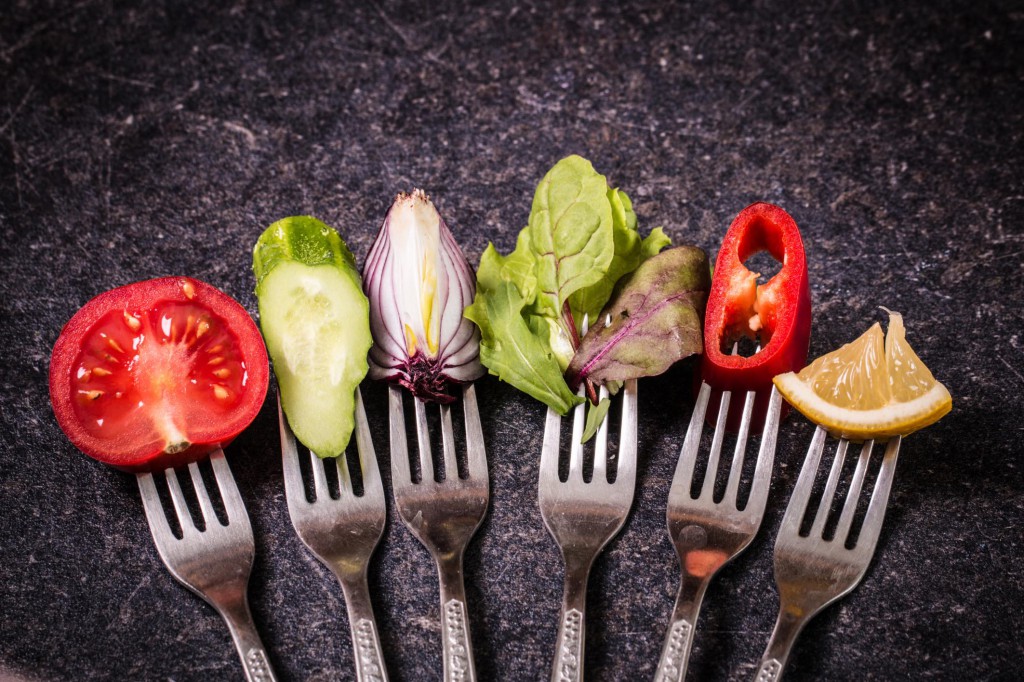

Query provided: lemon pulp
[773,310,951,441]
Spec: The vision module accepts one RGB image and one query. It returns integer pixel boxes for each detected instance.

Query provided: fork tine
[852,437,901,557]
[592,384,611,483]
[809,438,849,538]
[353,387,383,495]
[279,398,310,508]
[614,379,638,489]
[744,387,783,515]
[440,402,458,479]
[188,462,218,525]
[670,381,712,499]
[210,449,249,527]
[699,388,732,500]
[138,472,177,542]
[540,406,562,478]
[413,397,435,483]
[833,440,873,543]
[462,383,487,481]
[389,385,413,485]
[779,426,828,536]
[568,391,587,480]
[723,388,756,504]
[309,450,331,501]
[334,454,353,496]
[164,467,195,533]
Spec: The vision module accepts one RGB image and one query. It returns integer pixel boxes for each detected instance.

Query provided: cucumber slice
[253,217,372,458]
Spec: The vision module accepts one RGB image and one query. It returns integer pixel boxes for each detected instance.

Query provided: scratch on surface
[223,120,258,149]
[998,356,1024,386]
[370,4,451,65]
[829,185,869,212]
[105,570,154,630]
[0,85,35,136]
[96,72,156,89]
[0,0,100,63]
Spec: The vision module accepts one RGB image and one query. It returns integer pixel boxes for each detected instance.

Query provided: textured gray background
[1,1,1022,680]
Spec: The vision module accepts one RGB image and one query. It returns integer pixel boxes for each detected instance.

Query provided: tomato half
[49,277,269,472]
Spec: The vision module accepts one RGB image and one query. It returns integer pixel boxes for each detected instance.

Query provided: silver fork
[388,382,488,682]
[654,381,782,682]
[278,389,389,682]
[539,379,638,682]
[752,430,901,681]
[137,449,277,682]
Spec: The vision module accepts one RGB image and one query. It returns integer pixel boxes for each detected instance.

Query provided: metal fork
[654,381,782,682]
[539,379,638,682]
[137,449,277,682]
[388,382,488,682]
[752,430,901,681]
[279,389,389,682]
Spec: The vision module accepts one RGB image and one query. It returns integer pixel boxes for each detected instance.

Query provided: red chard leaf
[566,246,710,390]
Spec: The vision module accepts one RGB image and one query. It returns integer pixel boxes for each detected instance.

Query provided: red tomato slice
[49,277,269,472]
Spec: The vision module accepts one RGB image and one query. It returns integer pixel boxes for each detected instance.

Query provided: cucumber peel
[253,216,372,458]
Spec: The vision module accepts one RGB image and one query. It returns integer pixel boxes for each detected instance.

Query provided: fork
[137,449,277,682]
[752,430,901,681]
[388,382,488,682]
[539,379,638,682]
[654,381,782,682]
[278,390,389,682]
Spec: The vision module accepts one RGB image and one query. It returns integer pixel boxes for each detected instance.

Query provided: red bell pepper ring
[700,202,812,429]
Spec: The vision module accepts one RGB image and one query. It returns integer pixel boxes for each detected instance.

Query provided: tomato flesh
[50,277,269,472]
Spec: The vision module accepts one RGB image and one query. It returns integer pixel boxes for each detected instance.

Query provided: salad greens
[566,245,710,390]
[465,155,670,415]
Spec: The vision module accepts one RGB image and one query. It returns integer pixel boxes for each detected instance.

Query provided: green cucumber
[253,216,372,458]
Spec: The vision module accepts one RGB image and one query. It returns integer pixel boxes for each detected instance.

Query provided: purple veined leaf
[565,246,711,390]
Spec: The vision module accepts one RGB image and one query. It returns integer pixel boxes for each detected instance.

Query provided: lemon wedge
[773,309,951,441]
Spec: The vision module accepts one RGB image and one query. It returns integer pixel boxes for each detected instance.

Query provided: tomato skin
[49,277,269,472]
[700,203,812,429]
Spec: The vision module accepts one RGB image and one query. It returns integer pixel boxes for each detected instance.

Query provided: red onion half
[363,189,484,403]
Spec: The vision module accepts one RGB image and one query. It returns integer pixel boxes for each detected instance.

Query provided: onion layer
[363,189,484,402]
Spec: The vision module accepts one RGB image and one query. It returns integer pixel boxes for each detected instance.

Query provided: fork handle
[550,553,593,682]
[751,606,808,682]
[216,595,278,682]
[653,574,710,682]
[436,552,477,682]
[339,573,390,682]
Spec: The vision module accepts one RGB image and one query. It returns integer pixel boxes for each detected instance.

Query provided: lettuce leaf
[464,280,581,414]
[528,156,615,320]
[464,154,672,415]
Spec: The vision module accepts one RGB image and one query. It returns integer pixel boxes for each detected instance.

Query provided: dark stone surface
[1,1,1022,680]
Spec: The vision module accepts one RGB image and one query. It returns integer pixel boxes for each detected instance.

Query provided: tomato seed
[123,312,141,332]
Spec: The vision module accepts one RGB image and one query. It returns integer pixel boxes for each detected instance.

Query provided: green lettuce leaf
[464,155,673,415]
[528,156,615,319]
[569,189,672,326]
[464,281,582,414]
[580,396,612,443]
[640,226,672,260]
[477,231,537,302]
[566,246,711,389]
